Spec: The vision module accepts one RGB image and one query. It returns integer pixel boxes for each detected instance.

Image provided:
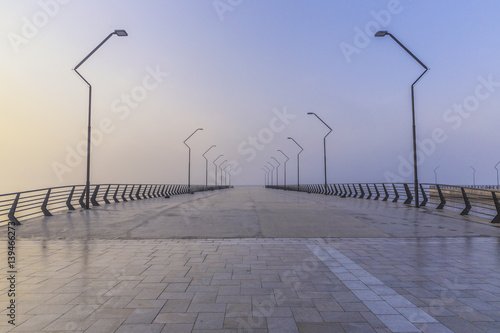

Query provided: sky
[1,0,500,193]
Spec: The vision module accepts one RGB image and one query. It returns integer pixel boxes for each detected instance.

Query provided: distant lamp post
[184,128,203,193]
[202,145,216,188]
[223,164,230,186]
[434,166,440,184]
[287,137,303,191]
[228,166,233,186]
[213,155,223,187]
[495,161,500,187]
[278,150,289,189]
[261,167,268,186]
[267,162,275,186]
[271,157,281,186]
[470,166,476,186]
[219,160,228,186]
[375,30,429,208]
[74,29,128,209]
[307,112,332,194]
[263,165,271,187]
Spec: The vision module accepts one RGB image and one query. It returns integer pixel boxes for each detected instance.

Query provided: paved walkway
[1,187,500,332]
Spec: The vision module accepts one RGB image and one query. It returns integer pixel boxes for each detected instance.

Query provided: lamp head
[198,128,203,131]
[287,137,292,140]
[374,31,388,37]
[114,30,128,37]
[307,112,314,115]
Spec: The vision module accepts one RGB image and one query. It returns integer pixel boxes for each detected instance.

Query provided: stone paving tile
[1,237,500,332]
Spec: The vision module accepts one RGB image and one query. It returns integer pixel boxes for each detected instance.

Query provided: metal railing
[267,183,500,224]
[1,184,229,227]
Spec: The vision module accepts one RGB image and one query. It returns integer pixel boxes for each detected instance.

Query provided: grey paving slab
[1,188,500,332]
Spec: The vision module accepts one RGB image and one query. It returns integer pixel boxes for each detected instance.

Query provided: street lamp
[219,160,228,187]
[278,150,289,190]
[202,145,216,188]
[184,128,203,193]
[375,30,429,208]
[228,166,233,186]
[261,167,268,186]
[434,166,440,184]
[271,157,280,187]
[287,137,303,191]
[307,112,332,194]
[223,164,230,186]
[263,165,271,187]
[74,29,128,209]
[495,161,500,187]
[470,166,476,186]
[213,155,223,187]
[267,162,275,186]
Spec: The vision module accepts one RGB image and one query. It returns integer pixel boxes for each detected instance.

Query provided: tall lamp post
[470,166,476,186]
[434,166,440,184]
[213,155,223,187]
[202,145,216,188]
[223,165,230,186]
[263,165,271,187]
[184,128,203,193]
[261,168,268,186]
[495,161,500,187]
[287,137,303,191]
[219,160,228,187]
[375,30,429,208]
[267,162,275,186]
[278,150,289,190]
[74,29,128,209]
[307,112,332,194]
[271,157,280,187]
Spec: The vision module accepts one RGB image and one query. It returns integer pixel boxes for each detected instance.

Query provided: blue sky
[1,0,500,192]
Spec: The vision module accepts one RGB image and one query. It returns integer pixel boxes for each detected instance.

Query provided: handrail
[267,182,500,224]
[1,183,230,227]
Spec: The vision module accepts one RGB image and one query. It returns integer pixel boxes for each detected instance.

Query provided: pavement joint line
[307,241,439,331]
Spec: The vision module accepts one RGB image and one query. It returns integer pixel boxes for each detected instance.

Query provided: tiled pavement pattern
[1,237,500,332]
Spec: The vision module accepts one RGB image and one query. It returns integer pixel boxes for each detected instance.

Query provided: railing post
[460,187,471,215]
[165,185,171,198]
[103,184,111,204]
[436,185,446,209]
[121,185,128,202]
[41,188,53,216]
[143,185,148,198]
[79,187,86,208]
[91,185,100,206]
[66,186,76,210]
[341,184,347,197]
[419,184,428,206]
[128,185,135,201]
[353,184,358,198]
[392,184,399,203]
[491,191,500,223]
[333,184,338,196]
[366,184,372,199]
[135,185,141,200]
[8,193,21,225]
[347,184,352,197]
[374,184,380,200]
[148,185,153,198]
[403,183,413,205]
[358,184,365,199]
[382,184,389,201]
[113,185,120,203]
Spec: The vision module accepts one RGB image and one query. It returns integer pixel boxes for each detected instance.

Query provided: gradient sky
[1,0,500,193]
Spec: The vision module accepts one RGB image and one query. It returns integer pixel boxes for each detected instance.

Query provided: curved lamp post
[278,150,289,190]
[287,137,303,191]
[261,167,268,186]
[307,112,332,194]
[434,166,440,184]
[263,165,271,187]
[223,164,230,186]
[184,128,203,193]
[495,161,500,187]
[74,29,128,209]
[470,166,476,186]
[213,155,223,187]
[219,160,228,187]
[271,157,281,187]
[202,145,216,188]
[267,162,275,186]
[375,30,429,208]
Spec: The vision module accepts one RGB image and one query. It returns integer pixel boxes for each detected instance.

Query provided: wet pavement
[1,187,499,332]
